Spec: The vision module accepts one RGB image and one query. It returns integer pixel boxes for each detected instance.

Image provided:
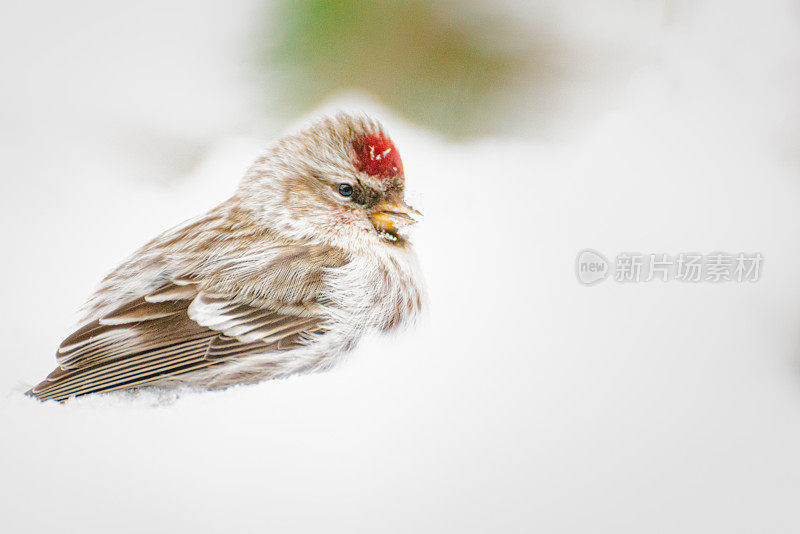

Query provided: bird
[28,113,424,402]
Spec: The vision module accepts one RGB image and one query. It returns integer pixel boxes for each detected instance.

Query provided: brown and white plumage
[29,113,424,402]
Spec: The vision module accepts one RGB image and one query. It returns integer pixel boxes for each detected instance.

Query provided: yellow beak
[369,201,422,237]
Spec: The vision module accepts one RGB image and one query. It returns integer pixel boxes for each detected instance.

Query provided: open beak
[369,201,422,238]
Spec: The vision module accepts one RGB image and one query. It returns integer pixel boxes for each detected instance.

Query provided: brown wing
[28,280,323,402]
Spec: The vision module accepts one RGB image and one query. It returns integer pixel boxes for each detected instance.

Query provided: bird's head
[237,113,421,251]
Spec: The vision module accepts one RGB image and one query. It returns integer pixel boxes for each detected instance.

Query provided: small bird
[28,113,424,402]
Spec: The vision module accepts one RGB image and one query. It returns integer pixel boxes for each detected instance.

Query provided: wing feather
[32,338,216,399]
[29,281,324,402]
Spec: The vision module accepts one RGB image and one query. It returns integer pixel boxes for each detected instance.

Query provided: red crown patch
[353,134,403,178]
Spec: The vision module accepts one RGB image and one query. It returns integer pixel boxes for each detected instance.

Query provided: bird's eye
[338,183,354,197]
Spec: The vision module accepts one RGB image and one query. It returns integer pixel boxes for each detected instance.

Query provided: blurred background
[0,0,675,184]
[3,0,796,177]
[3,1,800,533]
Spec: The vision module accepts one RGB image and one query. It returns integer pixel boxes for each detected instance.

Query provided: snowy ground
[3,1,800,533]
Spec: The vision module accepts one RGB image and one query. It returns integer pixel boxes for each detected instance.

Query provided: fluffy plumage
[29,113,424,402]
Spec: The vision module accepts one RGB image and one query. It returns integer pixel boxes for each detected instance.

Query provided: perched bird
[28,113,424,402]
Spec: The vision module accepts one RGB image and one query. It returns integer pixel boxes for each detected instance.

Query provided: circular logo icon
[576,249,609,285]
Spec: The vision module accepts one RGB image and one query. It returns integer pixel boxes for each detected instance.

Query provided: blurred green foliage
[262,0,530,138]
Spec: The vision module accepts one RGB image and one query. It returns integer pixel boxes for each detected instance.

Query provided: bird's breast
[325,246,424,333]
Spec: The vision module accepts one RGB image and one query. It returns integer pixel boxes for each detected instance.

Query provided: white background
[2,1,800,532]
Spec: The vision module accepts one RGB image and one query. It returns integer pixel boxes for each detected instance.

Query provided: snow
[3,1,800,532]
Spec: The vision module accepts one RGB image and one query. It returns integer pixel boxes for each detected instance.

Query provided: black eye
[338,183,354,197]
